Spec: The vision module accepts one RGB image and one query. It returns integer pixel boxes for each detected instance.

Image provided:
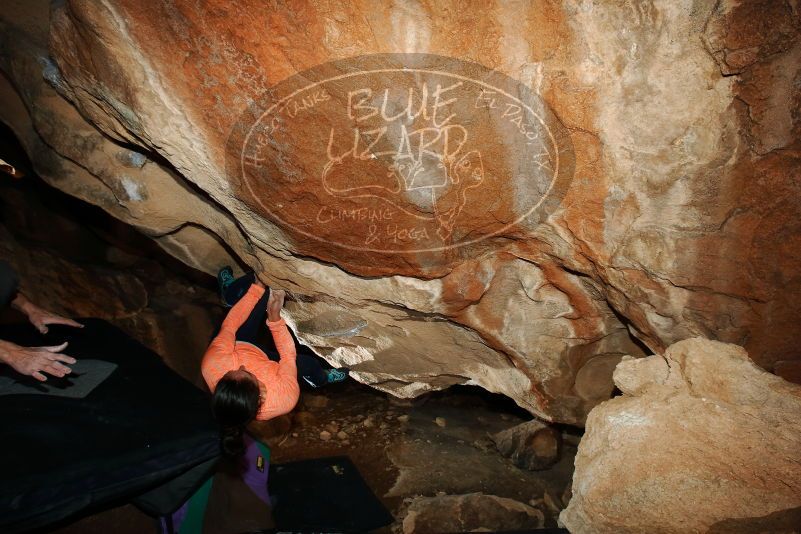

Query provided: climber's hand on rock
[0,340,75,382]
[267,289,286,322]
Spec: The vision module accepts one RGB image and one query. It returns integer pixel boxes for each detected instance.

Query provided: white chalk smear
[607,410,650,428]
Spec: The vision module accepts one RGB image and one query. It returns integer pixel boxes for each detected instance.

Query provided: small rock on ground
[491,419,562,470]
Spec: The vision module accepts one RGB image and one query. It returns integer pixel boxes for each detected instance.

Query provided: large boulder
[0,0,799,423]
[560,338,801,533]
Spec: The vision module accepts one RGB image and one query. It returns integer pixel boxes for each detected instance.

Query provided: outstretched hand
[12,293,83,334]
[267,289,286,322]
[26,307,83,335]
[0,340,76,382]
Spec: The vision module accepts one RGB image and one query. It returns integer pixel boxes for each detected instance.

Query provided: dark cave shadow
[0,120,217,287]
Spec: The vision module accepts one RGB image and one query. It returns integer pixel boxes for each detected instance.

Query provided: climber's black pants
[226,275,329,388]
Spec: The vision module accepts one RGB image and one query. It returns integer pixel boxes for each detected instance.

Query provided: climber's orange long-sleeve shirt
[201,284,299,421]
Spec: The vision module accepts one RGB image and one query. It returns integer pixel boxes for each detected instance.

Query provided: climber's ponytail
[220,424,246,458]
[211,374,260,459]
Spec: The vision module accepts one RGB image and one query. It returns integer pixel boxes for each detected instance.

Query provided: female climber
[201,268,348,458]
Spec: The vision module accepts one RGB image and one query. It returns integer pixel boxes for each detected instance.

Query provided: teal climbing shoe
[217,266,235,306]
[325,368,349,384]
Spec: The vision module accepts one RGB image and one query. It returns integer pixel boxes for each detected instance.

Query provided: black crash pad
[0,358,118,398]
[269,455,394,533]
[0,319,219,533]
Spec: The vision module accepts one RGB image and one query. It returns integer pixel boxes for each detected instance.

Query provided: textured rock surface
[560,338,801,533]
[1,0,799,423]
[402,493,544,533]
[491,418,562,471]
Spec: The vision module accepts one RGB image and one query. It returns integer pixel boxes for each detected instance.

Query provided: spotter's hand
[0,340,75,382]
[27,307,83,335]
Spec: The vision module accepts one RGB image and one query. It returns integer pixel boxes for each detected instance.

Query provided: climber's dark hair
[211,373,261,459]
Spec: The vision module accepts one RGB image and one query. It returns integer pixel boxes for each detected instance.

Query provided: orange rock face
[226,53,574,275]
[0,0,798,423]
